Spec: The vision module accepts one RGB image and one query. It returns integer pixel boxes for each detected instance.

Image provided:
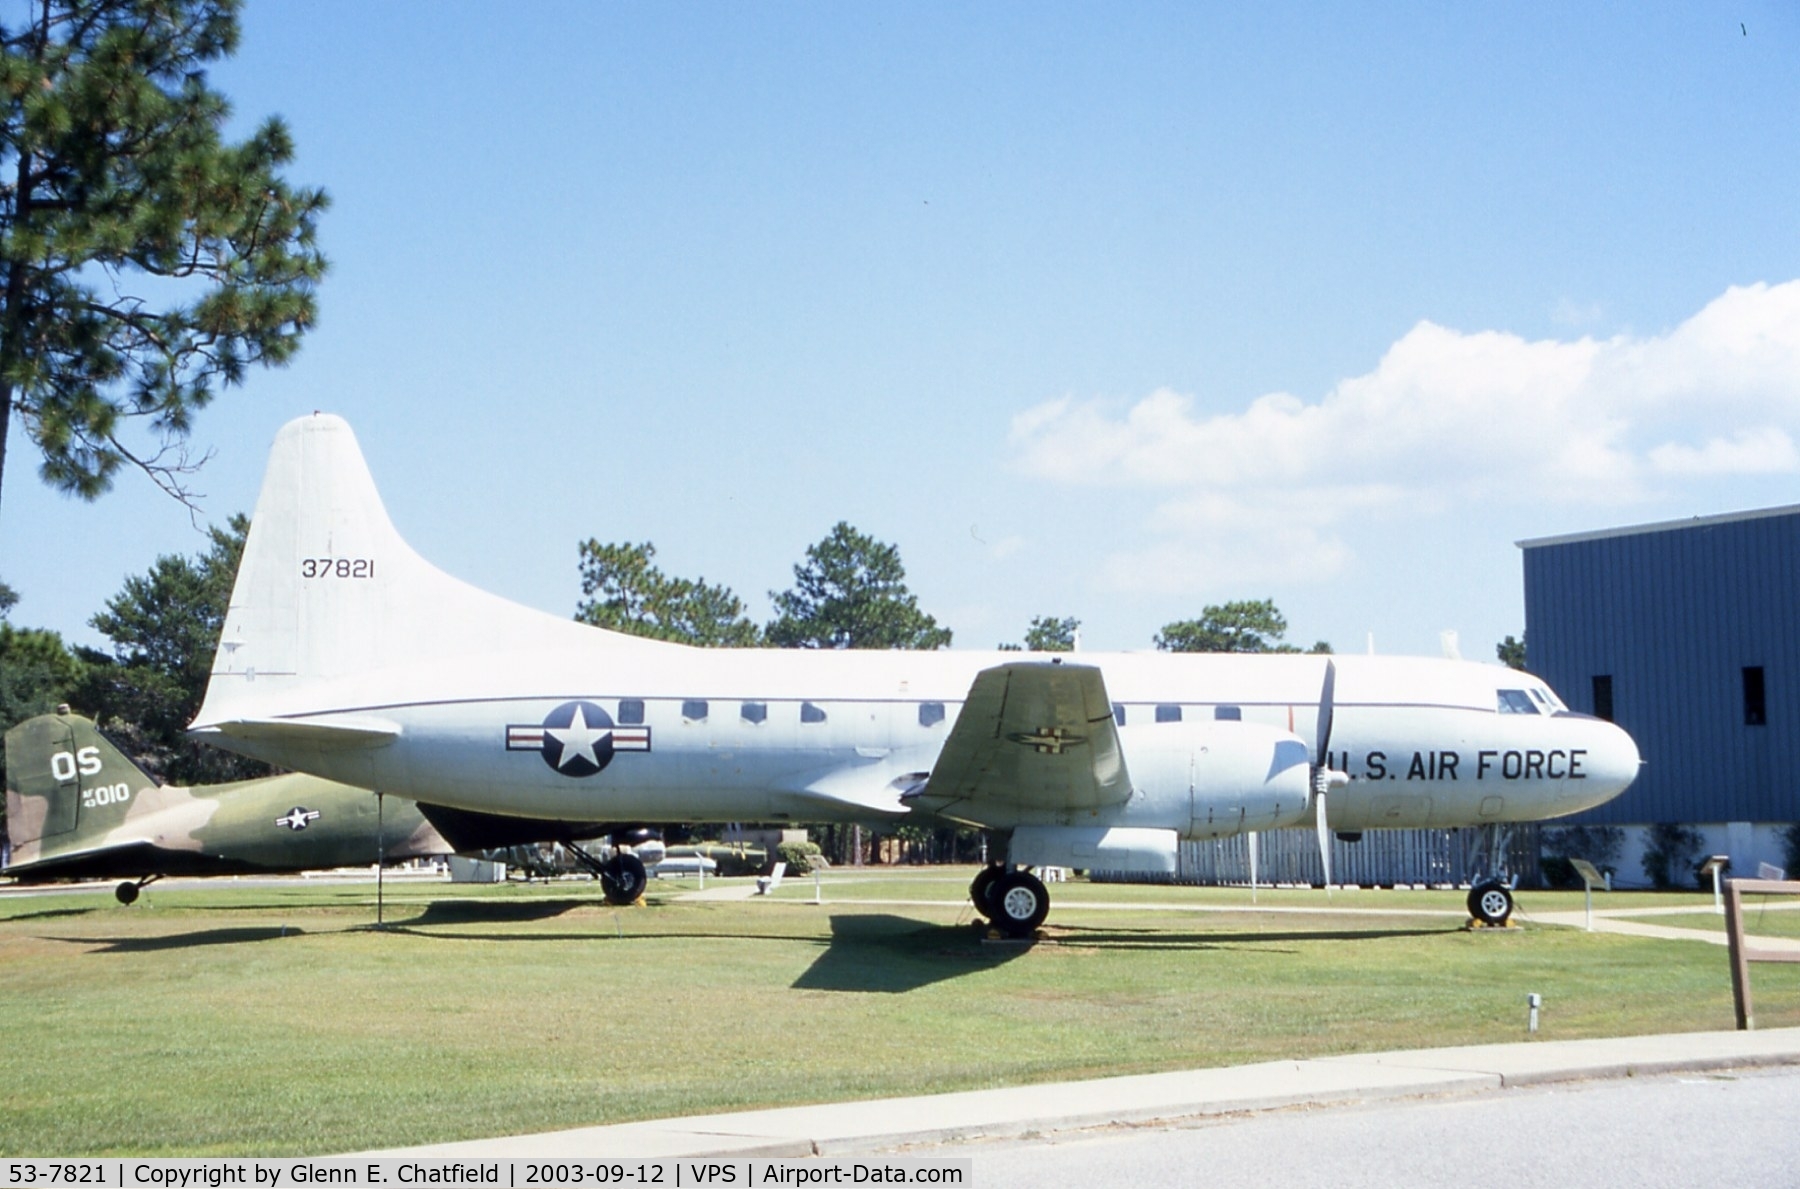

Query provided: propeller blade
[1247,830,1259,903]
[1313,657,1339,896]
[1315,780,1333,893]
[1315,658,1337,764]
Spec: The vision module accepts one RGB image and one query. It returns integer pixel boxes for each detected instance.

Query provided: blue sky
[5,2,1800,666]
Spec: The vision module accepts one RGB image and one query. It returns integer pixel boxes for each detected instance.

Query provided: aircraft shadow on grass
[1035,922,1461,952]
[50,925,304,953]
[791,913,1028,993]
[2,906,100,923]
[393,898,593,927]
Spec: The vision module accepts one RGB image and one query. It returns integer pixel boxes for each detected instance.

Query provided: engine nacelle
[1116,719,1314,839]
[1010,825,1180,875]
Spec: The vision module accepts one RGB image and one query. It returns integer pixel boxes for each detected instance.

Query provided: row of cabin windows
[1589,667,1769,727]
[1114,704,1242,725]
[615,699,950,727]
[615,699,1250,729]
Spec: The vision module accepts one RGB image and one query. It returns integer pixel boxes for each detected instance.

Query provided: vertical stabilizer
[194,414,593,729]
[3,713,156,867]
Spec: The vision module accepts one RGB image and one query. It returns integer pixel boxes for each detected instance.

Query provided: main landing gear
[970,864,1050,938]
[115,874,160,905]
[565,844,649,905]
[1467,879,1515,927]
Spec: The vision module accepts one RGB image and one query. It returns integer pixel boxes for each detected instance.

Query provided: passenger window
[618,699,645,725]
[918,702,945,727]
[1112,703,1126,727]
[681,699,708,722]
[1496,690,1537,715]
[801,701,827,724]
[1155,704,1182,723]
[740,701,767,725]
[1213,705,1242,721]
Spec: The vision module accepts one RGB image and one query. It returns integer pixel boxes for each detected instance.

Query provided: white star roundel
[505,700,652,777]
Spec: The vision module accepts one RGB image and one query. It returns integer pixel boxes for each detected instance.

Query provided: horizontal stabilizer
[194,717,401,750]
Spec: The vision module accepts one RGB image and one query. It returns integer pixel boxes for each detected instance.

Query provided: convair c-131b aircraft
[189,414,1640,936]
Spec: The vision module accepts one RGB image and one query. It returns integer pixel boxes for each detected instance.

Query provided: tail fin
[4,712,157,867]
[193,414,625,732]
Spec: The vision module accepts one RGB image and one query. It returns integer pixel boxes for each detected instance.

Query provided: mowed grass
[1653,904,1800,938]
[1,869,1795,1157]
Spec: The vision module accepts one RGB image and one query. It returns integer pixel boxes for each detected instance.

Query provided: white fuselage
[201,645,1639,834]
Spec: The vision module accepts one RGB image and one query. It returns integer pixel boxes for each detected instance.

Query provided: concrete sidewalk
[357,1027,1800,1159]
[1524,908,1800,953]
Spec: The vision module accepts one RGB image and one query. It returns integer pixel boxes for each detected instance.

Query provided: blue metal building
[1520,506,1800,844]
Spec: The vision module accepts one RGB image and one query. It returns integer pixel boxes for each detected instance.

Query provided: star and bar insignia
[1007,726,1085,755]
[275,806,321,831]
[506,699,652,777]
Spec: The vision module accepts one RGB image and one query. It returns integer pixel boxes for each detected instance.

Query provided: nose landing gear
[1467,879,1515,927]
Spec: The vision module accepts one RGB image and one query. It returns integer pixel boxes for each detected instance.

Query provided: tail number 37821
[300,558,376,579]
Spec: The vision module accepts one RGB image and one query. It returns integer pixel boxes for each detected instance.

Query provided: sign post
[1570,858,1605,932]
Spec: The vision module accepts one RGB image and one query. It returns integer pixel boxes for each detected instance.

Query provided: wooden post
[1725,878,1753,1030]
[1722,877,1800,1031]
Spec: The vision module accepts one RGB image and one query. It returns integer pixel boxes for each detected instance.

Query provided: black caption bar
[1,1161,972,1189]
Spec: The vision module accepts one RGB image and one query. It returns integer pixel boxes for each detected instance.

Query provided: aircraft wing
[910,661,1130,821]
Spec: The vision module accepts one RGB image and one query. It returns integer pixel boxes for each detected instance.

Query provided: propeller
[1313,659,1349,893]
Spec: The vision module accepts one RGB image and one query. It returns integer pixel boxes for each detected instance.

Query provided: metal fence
[1094,824,1542,888]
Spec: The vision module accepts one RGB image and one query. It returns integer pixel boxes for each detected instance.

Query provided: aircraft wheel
[601,853,648,905]
[1467,880,1513,926]
[989,870,1049,938]
[969,865,1005,919]
[115,881,139,906]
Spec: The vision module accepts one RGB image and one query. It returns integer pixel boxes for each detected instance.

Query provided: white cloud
[1648,427,1799,476]
[1011,281,1800,593]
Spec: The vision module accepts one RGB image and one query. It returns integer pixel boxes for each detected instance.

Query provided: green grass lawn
[1,871,1793,1157]
[1650,905,1800,938]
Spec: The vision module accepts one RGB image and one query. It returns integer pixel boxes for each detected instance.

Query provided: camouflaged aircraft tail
[3,711,157,868]
[192,413,661,744]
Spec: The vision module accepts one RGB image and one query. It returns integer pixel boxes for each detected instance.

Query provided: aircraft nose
[1582,717,1641,805]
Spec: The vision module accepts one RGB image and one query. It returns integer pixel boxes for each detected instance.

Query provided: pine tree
[0,0,327,517]
[575,539,762,647]
[766,522,951,650]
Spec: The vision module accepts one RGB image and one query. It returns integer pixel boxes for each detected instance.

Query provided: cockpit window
[1496,689,1538,715]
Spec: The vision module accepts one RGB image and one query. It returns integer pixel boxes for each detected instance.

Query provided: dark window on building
[1155,704,1182,723]
[1744,666,1767,726]
[1214,705,1242,721]
[918,702,945,727]
[740,701,767,724]
[618,699,645,725]
[1592,676,1613,722]
[681,699,708,722]
[801,701,827,724]
[1112,703,1126,727]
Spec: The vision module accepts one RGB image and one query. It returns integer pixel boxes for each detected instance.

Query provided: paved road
[950,1066,1800,1189]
